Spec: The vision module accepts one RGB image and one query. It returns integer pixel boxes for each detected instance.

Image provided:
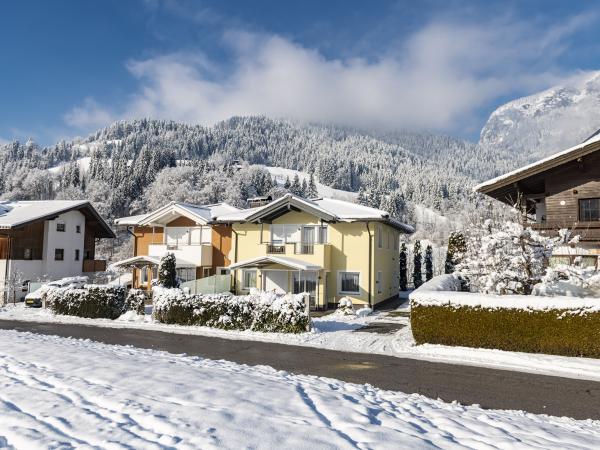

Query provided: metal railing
[266,244,286,254]
[295,243,314,255]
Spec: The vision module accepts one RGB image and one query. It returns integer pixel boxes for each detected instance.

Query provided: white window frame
[56,222,66,232]
[377,226,383,249]
[242,269,257,290]
[338,271,360,295]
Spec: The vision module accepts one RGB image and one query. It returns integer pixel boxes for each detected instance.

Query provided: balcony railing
[295,243,314,255]
[266,244,286,254]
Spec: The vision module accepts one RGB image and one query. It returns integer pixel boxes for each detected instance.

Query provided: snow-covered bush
[455,220,555,295]
[153,288,310,333]
[47,285,128,319]
[336,297,355,315]
[158,253,178,288]
[533,264,600,297]
[124,289,147,315]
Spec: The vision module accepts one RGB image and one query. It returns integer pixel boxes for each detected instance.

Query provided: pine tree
[412,240,423,289]
[291,174,302,195]
[158,253,178,288]
[399,242,408,291]
[283,176,291,190]
[301,178,308,197]
[307,172,318,198]
[425,244,433,281]
[444,231,467,274]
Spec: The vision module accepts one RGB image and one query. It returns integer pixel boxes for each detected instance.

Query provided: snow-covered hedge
[124,289,147,315]
[47,285,141,319]
[410,275,600,357]
[153,288,310,333]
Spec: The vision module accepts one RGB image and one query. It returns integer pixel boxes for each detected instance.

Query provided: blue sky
[1,0,599,145]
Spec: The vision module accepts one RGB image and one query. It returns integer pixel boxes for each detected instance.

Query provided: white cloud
[64,14,595,135]
[64,97,116,130]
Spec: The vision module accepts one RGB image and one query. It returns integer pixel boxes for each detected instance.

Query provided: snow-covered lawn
[0,330,599,449]
[2,302,600,383]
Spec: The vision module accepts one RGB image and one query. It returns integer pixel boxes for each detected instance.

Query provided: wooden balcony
[83,259,107,273]
[527,221,600,241]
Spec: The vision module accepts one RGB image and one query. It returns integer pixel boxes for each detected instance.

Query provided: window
[270,224,304,244]
[218,268,230,275]
[166,227,190,248]
[319,225,328,244]
[74,249,80,261]
[176,267,195,283]
[56,222,66,232]
[203,267,211,277]
[580,256,598,269]
[376,271,383,294]
[54,249,64,261]
[386,231,390,249]
[23,248,32,260]
[242,269,257,289]
[549,255,571,267]
[377,226,383,248]
[339,271,360,294]
[190,228,202,245]
[76,225,81,234]
[394,234,398,251]
[579,198,600,221]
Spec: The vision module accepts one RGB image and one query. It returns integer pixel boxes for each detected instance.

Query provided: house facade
[476,131,600,268]
[215,194,413,308]
[0,200,115,302]
[114,202,240,289]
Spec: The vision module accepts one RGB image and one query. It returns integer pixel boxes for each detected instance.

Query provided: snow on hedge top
[410,275,600,313]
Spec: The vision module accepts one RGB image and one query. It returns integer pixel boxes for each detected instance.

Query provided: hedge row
[47,285,144,319]
[153,288,310,333]
[411,302,600,357]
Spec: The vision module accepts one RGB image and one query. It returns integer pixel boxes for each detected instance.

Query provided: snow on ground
[3,302,600,383]
[47,156,91,175]
[0,330,599,449]
[255,164,358,202]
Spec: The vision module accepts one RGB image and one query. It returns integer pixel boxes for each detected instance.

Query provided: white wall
[42,210,86,280]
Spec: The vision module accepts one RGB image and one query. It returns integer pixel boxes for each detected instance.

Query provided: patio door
[300,226,315,254]
[264,270,289,294]
[293,271,317,307]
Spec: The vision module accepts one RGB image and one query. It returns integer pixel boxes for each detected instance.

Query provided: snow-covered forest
[0,116,504,219]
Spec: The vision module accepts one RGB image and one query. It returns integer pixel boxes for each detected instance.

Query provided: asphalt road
[0,319,599,420]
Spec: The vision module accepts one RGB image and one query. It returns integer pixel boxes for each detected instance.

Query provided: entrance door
[293,271,317,306]
[264,270,289,294]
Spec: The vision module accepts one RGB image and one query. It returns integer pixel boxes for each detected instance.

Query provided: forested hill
[0,117,488,228]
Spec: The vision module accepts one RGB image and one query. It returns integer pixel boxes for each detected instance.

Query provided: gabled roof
[476,132,600,194]
[215,193,414,233]
[228,255,322,271]
[0,200,115,238]
[115,202,240,226]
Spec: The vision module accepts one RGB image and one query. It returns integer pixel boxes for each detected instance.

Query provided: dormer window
[56,222,66,232]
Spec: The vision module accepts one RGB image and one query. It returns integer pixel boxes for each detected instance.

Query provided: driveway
[0,319,598,420]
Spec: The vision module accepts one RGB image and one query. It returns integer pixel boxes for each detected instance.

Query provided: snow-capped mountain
[480,71,600,163]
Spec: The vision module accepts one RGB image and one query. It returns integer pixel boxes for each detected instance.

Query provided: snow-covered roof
[216,194,414,233]
[115,202,241,226]
[475,132,600,194]
[228,255,322,271]
[110,255,161,269]
[0,200,115,238]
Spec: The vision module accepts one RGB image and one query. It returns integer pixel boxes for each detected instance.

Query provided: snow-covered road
[0,330,599,449]
[3,303,600,383]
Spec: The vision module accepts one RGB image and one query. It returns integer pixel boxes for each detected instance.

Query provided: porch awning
[228,256,322,271]
[110,255,198,270]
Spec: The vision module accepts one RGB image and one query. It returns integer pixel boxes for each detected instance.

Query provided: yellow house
[215,194,413,309]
